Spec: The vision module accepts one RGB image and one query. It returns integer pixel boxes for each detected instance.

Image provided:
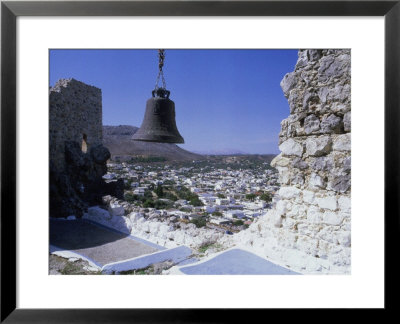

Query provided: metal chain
[155,49,167,89]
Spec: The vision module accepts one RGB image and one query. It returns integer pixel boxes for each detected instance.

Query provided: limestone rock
[304,114,320,134]
[311,156,333,171]
[338,196,351,213]
[333,133,351,151]
[280,72,298,98]
[302,190,316,204]
[322,211,343,226]
[308,173,325,190]
[320,114,342,134]
[328,174,351,193]
[279,138,303,157]
[318,53,350,83]
[279,187,301,199]
[306,205,323,223]
[271,153,290,167]
[329,83,351,104]
[305,136,332,156]
[343,111,351,132]
[303,90,319,111]
[316,195,337,211]
[291,157,308,170]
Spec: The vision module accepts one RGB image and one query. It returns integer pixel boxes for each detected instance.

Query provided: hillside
[102,125,204,161]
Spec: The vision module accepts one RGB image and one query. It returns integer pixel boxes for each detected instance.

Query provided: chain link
[155,49,167,90]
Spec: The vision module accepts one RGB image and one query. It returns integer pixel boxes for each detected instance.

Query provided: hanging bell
[132,88,184,143]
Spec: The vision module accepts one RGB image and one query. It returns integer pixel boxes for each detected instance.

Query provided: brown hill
[103,125,204,162]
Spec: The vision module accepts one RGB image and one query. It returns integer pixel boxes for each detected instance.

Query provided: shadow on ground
[50,218,159,266]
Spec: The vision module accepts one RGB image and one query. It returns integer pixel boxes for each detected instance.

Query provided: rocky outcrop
[221,50,351,274]
[50,141,124,218]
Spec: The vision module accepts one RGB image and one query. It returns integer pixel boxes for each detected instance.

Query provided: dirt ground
[49,254,101,275]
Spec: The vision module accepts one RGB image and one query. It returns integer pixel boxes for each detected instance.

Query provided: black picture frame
[1,0,398,321]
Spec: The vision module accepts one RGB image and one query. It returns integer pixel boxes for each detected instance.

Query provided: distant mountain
[102,125,204,162]
[192,149,249,155]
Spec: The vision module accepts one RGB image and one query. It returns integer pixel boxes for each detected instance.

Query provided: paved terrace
[50,219,168,269]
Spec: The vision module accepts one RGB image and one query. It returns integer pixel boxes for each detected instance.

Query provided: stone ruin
[49,78,123,218]
[224,50,351,274]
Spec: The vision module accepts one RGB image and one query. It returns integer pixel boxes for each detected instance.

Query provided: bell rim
[131,133,184,144]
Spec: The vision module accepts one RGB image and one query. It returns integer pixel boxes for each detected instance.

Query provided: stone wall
[222,50,351,274]
[50,78,103,173]
[49,78,123,218]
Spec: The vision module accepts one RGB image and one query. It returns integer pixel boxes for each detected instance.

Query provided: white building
[203,205,216,213]
[225,210,245,219]
[210,217,231,225]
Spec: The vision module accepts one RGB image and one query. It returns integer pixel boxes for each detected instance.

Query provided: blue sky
[50,49,298,154]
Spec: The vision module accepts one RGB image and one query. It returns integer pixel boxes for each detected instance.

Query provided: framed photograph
[1,0,398,321]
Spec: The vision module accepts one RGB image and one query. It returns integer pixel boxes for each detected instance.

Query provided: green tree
[246,193,257,201]
[189,197,204,207]
[124,192,137,203]
[144,190,153,199]
[260,192,272,203]
[190,217,207,228]
[143,199,155,208]
[233,220,244,226]
[154,184,164,198]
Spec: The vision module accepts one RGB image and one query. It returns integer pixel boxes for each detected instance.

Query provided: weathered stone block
[291,173,305,186]
[337,231,351,247]
[328,174,351,193]
[308,173,326,190]
[304,114,320,134]
[311,156,333,171]
[322,211,343,225]
[271,153,290,167]
[338,196,351,213]
[279,186,301,199]
[318,53,350,83]
[306,205,323,223]
[303,190,316,204]
[276,166,290,185]
[305,136,332,156]
[320,114,342,134]
[303,90,320,111]
[316,195,338,211]
[329,83,351,103]
[291,157,308,170]
[344,111,351,132]
[281,72,298,98]
[279,138,303,157]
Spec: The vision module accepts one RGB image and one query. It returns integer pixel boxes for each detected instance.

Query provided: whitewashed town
[103,156,278,236]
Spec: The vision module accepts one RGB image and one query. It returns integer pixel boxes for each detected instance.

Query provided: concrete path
[50,219,162,267]
[102,246,193,274]
[177,248,300,275]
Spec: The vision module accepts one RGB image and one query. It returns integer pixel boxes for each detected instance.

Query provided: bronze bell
[132,88,184,143]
